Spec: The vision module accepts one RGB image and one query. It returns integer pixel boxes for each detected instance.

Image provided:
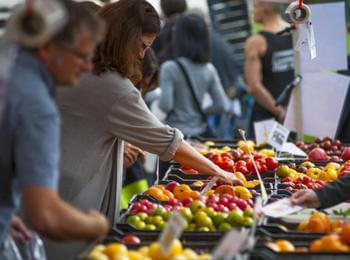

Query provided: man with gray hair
[0,0,107,257]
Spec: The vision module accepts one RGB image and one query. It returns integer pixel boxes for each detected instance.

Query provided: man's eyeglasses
[70,49,94,64]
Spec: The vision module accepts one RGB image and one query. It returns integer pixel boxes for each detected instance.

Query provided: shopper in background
[244,1,294,138]
[53,0,240,258]
[159,13,228,138]
[152,0,187,64]
[0,0,107,258]
[291,175,350,209]
[121,49,161,209]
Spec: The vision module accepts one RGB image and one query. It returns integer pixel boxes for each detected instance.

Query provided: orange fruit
[309,239,322,252]
[144,187,164,200]
[320,234,348,252]
[297,220,309,231]
[265,242,280,252]
[173,184,191,200]
[189,190,200,200]
[305,211,331,232]
[175,190,193,201]
[275,240,295,252]
[340,224,350,246]
[163,189,174,200]
[215,185,235,196]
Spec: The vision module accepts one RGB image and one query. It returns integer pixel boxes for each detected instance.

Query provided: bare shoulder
[244,34,266,55]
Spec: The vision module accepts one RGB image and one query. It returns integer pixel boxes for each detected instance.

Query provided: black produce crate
[250,247,350,260]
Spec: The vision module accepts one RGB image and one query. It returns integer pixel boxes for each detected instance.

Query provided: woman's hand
[10,216,32,244]
[216,168,243,186]
[123,142,145,168]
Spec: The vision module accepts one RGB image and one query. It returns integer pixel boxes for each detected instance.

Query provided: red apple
[122,234,141,244]
[165,181,180,192]
[182,197,193,207]
[341,147,350,161]
[308,148,329,161]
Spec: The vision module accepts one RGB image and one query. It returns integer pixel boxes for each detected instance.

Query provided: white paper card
[281,142,307,157]
[212,229,247,260]
[284,71,350,138]
[158,212,186,255]
[299,2,347,72]
[254,119,276,145]
[267,122,290,151]
[262,198,303,218]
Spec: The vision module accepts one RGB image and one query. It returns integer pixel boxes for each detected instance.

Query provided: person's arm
[16,96,108,241]
[244,35,285,122]
[108,86,240,183]
[159,61,175,113]
[203,64,229,114]
[171,140,240,183]
[22,187,108,241]
[291,176,350,209]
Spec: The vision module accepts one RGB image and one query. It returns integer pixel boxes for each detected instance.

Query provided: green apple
[126,215,140,225]
[194,211,208,222]
[137,212,148,221]
[151,216,164,226]
[213,213,228,228]
[204,207,217,218]
[189,201,206,214]
[163,211,172,221]
[197,226,210,232]
[196,215,214,229]
[243,217,253,226]
[218,222,232,232]
[244,208,254,218]
[134,220,146,230]
[186,223,197,231]
[180,208,193,222]
[144,224,157,231]
[145,216,153,224]
[227,209,244,227]
[152,207,167,217]
[157,222,166,230]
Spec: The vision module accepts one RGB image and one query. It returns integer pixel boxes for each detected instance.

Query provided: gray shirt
[57,71,183,211]
[159,57,228,137]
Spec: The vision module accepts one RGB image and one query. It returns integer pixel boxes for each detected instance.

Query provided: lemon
[86,251,108,260]
[104,243,128,259]
[128,250,144,260]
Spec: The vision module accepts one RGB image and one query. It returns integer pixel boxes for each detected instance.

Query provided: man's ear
[36,42,56,63]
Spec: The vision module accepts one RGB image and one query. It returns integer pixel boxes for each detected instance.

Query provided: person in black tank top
[244,1,294,138]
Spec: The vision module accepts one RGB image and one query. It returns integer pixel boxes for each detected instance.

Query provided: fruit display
[126,194,254,232]
[295,136,350,161]
[85,239,212,260]
[197,144,278,175]
[82,137,350,260]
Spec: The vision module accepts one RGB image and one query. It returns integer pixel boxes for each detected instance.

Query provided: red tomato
[265,157,279,170]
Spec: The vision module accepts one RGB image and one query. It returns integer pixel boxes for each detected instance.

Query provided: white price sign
[267,122,290,151]
[212,230,247,260]
[262,198,303,218]
[158,211,186,255]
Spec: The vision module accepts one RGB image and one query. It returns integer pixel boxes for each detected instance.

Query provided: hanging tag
[267,122,290,151]
[200,176,219,196]
[305,20,316,59]
[158,211,186,255]
[212,230,247,260]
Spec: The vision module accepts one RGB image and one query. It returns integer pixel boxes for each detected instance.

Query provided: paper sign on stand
[284,71,350,138]
[254,119,275,146]
[262,198,303,218]
[281,142,307,157]
[267,122,290,151]
[212,229,247,260]
[158,212,186,255]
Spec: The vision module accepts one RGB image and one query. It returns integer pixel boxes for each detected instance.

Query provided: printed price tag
[262,198,303,218]
[200,176,219,196]
[212,230,247,260]
[158,211,186,255]
[267,122,290,151]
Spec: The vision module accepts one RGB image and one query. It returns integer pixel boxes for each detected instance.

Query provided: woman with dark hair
[48,2,240,257]
[159,13,229,138]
